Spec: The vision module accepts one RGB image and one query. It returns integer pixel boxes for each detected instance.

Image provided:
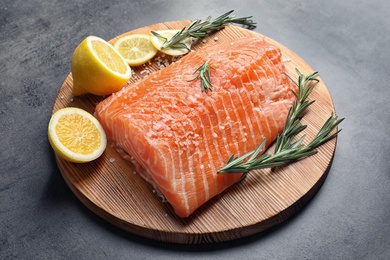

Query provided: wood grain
[52,21,338,244]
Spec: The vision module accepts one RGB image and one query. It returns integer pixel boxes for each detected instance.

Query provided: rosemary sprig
[188,61,214,92]
[274,70,319,154]
[218,69,344,174]
[151,10,256,51]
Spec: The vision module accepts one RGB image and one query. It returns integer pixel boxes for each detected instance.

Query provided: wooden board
[52,21,338,244]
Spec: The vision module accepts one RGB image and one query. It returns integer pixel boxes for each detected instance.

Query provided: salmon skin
[95,37,297,218]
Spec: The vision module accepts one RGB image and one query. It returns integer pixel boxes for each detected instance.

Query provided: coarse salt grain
[109,158,116,163]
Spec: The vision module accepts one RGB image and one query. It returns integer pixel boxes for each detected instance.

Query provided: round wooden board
[52,21,338,244]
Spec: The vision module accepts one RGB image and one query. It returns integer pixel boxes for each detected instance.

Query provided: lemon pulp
[114,34,158,66]
[151,30,192,56]
[48,107,107,163]
[91,39,130,74]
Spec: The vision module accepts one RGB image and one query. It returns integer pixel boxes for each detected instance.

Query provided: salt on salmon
[95,37,297,218]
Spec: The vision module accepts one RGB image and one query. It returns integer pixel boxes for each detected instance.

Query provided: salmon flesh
[95,37,297,218]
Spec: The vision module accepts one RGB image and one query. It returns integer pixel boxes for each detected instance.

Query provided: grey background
[1,0,389,259]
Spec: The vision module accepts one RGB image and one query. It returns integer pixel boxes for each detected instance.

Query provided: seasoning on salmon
[95,37,297,218]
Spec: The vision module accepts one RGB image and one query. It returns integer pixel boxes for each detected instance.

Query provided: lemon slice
[48,107,107,163]
[114,34,158,66]
[151,30,192,56]
[71,36,132,96]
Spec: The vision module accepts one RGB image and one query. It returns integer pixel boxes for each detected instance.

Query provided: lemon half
[71,36,132,96]
[114,34,158,66]
[151,30,192,56]
[48,107,107,163]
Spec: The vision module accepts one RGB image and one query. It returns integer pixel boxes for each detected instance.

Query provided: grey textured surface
[1,0,389,259]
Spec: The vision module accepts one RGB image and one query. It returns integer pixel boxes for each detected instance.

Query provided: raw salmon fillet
[95,37,297,218]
